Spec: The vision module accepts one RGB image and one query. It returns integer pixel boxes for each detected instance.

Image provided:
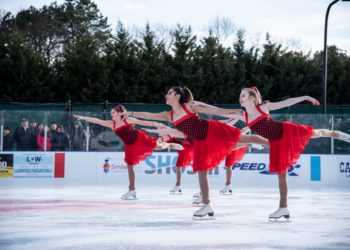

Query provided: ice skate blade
[219,191,233,195]
[193,213,215,220]
[121,195,137,200]
[269,215,290,222]
[169,191,182,194]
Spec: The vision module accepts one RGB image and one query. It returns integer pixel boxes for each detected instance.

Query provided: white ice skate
[250,143,264,150]
[169,143,184,151]
[193,191,201,199]
[169,185,182,194]
[121,190,137,200]
[193,203,215,219]
[219,185,233,195]
[269,207,290,221]
[336,131,350,143]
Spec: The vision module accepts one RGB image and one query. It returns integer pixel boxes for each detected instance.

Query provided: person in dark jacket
[51,125,70,151]
[29,119,39,151]
[3,127,14,151]
[13,118,31,151]
[70,121,86,151]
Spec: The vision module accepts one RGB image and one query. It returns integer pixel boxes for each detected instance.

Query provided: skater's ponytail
[171,86,194,103]
[243,86,262,105]
[114,104,127,119]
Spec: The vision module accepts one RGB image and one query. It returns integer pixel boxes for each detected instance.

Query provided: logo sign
[0,154,14,178]
[14,153,54,178]
[340,162,350,178]
[144,154,219,175]
[103,159,110,173]
[101,157,128,174]
[231,162,301,176]
[25,155,43,164]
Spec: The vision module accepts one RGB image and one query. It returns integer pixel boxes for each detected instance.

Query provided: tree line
[1,0,349,104]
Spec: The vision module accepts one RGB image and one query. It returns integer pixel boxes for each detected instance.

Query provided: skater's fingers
[308,97,320,105]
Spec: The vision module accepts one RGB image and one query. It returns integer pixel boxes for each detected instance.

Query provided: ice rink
[1,185,350,250]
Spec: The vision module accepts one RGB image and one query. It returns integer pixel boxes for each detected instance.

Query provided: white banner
[13,152,55,178]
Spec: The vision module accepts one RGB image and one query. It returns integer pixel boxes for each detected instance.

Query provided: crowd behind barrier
[0,110,349,154]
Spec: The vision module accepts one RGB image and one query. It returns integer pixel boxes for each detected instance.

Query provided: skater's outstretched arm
[73,115,113,129]
[126,111,170,122]
[142,127,186,139]
[190,100,223,109]
[264,96,320,111]
[189,103,241,117]
[125,117,165,128]
[222,113,245,122]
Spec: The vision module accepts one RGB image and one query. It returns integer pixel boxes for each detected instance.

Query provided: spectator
[50,122,58,149]
[70,121,86,151]
[13,118,31,151]
[29,119,39,150]
[88,130,99,151]
[37,126,52,151]
[50,122,57,136]
[51,125,70,151]
[3,127,14,151]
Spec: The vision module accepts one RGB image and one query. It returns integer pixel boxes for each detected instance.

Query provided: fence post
[0,125,3,151]
[86,125,90,152]
[44,112,48,151]
[331,115,334,154]
[0,111,3,151]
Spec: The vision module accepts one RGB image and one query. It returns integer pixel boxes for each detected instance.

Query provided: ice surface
[1,185,350,250]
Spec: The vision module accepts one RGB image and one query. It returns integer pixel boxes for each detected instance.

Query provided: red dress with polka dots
[245,105,314,174]
[165,136,194,167]
[171,104,241,172]
[225,146,248,167]
[114,120,157,165]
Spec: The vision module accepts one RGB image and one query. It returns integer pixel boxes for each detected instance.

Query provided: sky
[1,0,350,53]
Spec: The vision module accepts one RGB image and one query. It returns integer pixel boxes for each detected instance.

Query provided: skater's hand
[306,96,320,105]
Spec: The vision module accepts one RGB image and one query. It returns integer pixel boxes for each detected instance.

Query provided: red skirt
[166,138,194,167]
[192,120,241,172]
[124,131,157,165]
[225,147,247,167]
[269,122,314,174]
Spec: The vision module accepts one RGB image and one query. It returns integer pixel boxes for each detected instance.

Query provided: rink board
[0,152,349,187]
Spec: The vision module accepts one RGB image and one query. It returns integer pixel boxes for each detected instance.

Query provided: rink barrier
[0,152,349,187]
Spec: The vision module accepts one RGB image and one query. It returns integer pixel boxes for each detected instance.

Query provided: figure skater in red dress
[73,104,183,200]
[126,87,269,218]
[228,87,350,220]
